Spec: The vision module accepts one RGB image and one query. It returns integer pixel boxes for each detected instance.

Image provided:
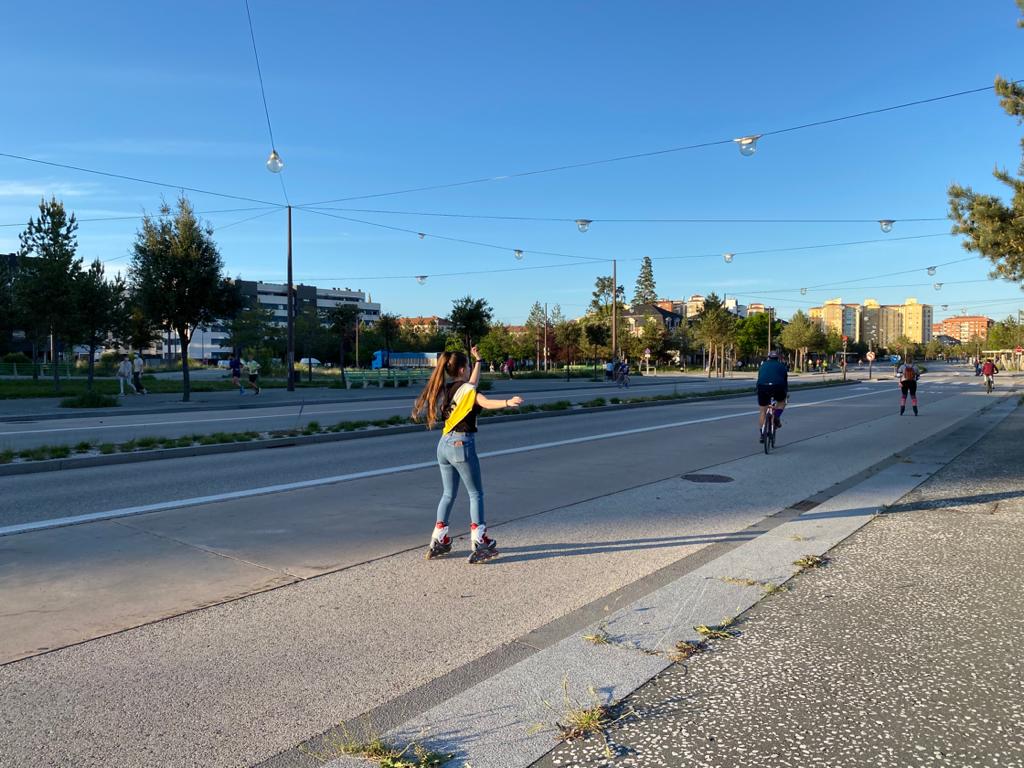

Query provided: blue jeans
[436,432,484,527]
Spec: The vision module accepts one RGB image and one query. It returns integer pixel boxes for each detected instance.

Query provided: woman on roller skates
[412,346,524,563]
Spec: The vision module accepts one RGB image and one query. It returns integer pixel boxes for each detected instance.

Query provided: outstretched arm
[468,345,482,386]
[477,393,524,410]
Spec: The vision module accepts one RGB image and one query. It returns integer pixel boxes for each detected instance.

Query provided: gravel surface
[534,405,1024,768]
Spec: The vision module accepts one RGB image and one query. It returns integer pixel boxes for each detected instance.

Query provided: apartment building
[931,315,993,343]
[398,315,453,334]
[810,297,932,347]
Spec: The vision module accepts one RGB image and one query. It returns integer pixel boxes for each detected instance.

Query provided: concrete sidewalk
[534,404,1024,768]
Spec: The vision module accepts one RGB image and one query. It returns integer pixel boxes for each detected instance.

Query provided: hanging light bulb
[879,219,894,233]
[415,275,428,285]
[800,287,808,295]
[575,219,592,233]
[417,232,426,240]
[933,282,943,291]
[941,304,949,311]
[514,249,524,261]
[723,252,735,263]
[733,135,761,157]
[927,266,937,276]
[266,150,284,173]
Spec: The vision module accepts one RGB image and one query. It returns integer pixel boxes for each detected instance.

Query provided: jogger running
[412,346,524,563]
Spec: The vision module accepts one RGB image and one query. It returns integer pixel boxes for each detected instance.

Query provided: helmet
[768,350,780,359]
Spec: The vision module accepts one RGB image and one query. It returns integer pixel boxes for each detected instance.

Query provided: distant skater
[897,357,919,416]
[412,346,524,563]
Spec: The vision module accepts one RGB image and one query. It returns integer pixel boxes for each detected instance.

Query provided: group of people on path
[229,354,261,395]
[604,358,631,387]
[115,353,147,395]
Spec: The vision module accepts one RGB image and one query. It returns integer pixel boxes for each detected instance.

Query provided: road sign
[1017,346,1023,354]
[890,354,901,364]
[866,351,876,362]
[644,348,651,358]
[842,335,848,343]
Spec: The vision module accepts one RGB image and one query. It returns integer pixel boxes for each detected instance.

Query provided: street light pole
[286,204,295,392]
[611,259,618,362]
[544,301,548,372]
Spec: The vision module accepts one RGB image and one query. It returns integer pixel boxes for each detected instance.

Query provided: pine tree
[632,256,657,306]
[948,1,1024,284]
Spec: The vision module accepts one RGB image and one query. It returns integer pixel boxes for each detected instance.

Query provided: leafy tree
[583,321,610,374]
[639,318,667,362]
[554,318,582,370]
[478,323,514,366]
[824,328,844,356]
[0,256,15,356]
[375,312,402,366]
[75,259,127,390]
[693,293,736,377]
[780,310,821,371]
[128,196,232,401]
[448,296,492,350]
[665,322,690,367]
[924,337,945,360]
[324,303,361,383]
[524,301,548,370]
[632,256,657,306]
[734,312,781,361]
[948,2,1024,284]
[589,275,625,315]
[294,305,326,382]
[16,198,83,389]
[988,315,1022,349]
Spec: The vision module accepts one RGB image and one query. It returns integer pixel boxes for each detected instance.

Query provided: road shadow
[496,531,762,564]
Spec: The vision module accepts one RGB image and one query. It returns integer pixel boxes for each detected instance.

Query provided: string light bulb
[941,304,949,311]
[266,150,284,173]
[575,219,592,233]
[417,232,425,240]
[723,252,735,263]
[933,282,943,291]
[415,275,428,285]
[800,287,808,295]
[514,249,524,261]
[733,136,760,157]
[879,219,894,233]
[927,266,937,276]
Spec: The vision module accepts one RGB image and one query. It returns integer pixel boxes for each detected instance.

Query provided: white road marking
[0,387,893,537]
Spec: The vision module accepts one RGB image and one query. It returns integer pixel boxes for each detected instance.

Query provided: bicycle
[761,398,778,454]
[985,374,995,394]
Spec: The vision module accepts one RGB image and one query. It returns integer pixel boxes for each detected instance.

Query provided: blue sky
[2,0,1023,325]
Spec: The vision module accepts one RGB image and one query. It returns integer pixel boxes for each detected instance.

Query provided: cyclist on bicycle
[982,358,998,390]
[757,350,789,441]
[897,357,920,416]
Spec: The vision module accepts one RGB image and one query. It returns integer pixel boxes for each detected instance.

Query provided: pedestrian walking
[412,346,524,564]
[116,354,133,396]
[605,360,614,381]
[229,354,244,394]
[244,357,261,395]
[897,357,920,416]
[132,352,147,394]
[505,356,515,379]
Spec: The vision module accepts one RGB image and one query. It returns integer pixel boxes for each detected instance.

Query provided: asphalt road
[0,366,1013,768]
[0,375,771,450]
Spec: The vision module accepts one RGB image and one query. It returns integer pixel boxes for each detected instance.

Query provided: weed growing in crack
[720,576,760,587]
[695,617,740,640]
[793,554,829,569]
[668,640,707,662]
[298,727,451,767]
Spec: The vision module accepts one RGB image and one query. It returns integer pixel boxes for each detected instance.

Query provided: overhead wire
[297,82,1010,207]
[0,152,281,207]
[243,0,289,205]
[0,205,279,229]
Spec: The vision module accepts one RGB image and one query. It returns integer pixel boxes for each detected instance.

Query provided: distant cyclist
[897,357,920,416]
[757,350,789,441]
[982,358,998,391]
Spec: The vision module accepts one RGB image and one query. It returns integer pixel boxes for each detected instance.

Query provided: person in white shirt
[116,355,133,396]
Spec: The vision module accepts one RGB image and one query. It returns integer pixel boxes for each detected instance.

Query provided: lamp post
[611,259,618,362]
[266,151,295,391]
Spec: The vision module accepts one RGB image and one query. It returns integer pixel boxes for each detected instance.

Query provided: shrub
[60,392,119,409]
[0,449,14,464]
[580,397,606,408]
[47,445,71,459]
[135,437,160,450]
[99,443,116,454]
[18,446,49,461]
[119,439,138,452]
[609,397,621,404]
[3,352,31,365]
[539,400,572,411]
[74,441,93,453]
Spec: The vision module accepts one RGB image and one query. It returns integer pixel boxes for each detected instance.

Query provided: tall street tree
[129,197,232,402]
[948,1,1024,285]
[448,295,493,350]
[632,256,657,306]
[16,198,83,390]
[75,259,127,391]
[376,312,402,366]
[324,303,361,384]
[780,310,822,371]
[525,301,548,370]
[693,293,736,377]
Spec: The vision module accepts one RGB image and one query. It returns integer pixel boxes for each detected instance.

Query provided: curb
[0,380,858,477]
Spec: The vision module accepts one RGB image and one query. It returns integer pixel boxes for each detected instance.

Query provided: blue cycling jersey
[757,359,789,389]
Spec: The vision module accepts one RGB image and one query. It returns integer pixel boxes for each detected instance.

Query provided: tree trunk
[180,328,191,402]
[87,341,97,391]
[31,341,39,381]
[52,335,60,393]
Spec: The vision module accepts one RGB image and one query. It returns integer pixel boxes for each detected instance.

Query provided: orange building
[931,315,993,343]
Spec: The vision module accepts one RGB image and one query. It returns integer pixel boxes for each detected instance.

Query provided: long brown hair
[412,350,469,429]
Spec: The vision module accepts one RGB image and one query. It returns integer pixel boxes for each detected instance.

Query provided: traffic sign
[866,351,876,362]
[643,348,651,358]
[890,354,901,364]
[842,335,848,344]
